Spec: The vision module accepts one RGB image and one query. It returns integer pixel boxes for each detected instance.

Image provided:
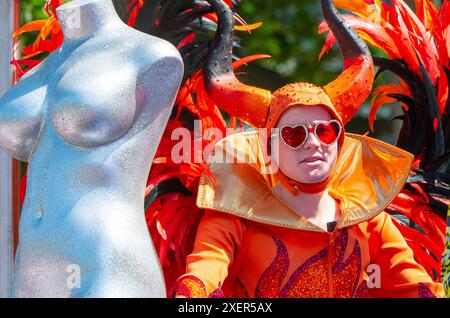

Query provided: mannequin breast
[0,30,181,156]
[48,35,146,148]
[0,63,47,161]
[50,60,137,147]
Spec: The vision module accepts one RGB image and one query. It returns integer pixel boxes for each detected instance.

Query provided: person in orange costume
[173,0,446,298]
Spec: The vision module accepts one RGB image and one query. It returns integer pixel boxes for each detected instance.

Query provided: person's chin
[299,172,328,184]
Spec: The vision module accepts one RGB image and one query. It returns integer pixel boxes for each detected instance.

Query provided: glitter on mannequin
[0,0,183,297]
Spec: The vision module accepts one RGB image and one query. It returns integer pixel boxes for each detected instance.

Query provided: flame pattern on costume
[318,0,450,286]
[251,230,363,298]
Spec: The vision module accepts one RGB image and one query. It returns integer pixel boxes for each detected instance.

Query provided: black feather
[373,57,415,85]
[418,60,445,168]
[145,178,192,211]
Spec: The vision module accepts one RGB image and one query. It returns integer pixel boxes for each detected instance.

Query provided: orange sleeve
[366,212,445,298]
[173,209,246,298]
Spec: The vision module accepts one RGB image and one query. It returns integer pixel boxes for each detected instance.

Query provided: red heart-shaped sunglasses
[272,120,342,150]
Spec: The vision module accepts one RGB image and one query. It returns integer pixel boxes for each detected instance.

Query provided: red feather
[369,83,410,132]
[127,0,144,27]
[396,0,439,84]
[11,0,64,77]
[391,217,443,280]
[319,15,400,59]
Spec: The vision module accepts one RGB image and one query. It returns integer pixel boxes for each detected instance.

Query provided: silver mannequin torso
[0,0,183,297]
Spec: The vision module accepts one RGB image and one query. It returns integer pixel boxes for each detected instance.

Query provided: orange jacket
[174,132,445,298]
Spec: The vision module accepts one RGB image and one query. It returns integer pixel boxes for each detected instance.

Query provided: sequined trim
[418,283,437,298]
[353,280,369,298]
[253,229,363,298]
[209,283,225,298]
[173,275,207,298]
[174,275,224,298]
[255,236,290,297]
[279,246,328,297]
[333,230,362,297]
[232,278,250,298]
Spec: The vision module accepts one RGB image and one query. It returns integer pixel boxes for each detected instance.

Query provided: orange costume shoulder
[174,131,445,298]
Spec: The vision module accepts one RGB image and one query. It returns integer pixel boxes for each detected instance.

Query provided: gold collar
[196,131,413,232]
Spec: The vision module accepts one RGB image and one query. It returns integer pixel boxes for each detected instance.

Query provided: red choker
[287,175,332,194]
[275,171,333,195]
